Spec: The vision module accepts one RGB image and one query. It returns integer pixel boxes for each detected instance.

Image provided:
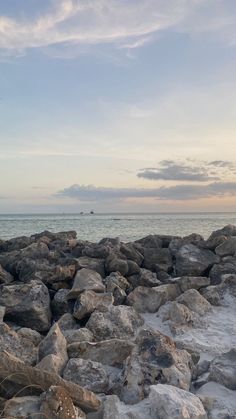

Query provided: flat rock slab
[67,268,105,299]
[67,339,135,367]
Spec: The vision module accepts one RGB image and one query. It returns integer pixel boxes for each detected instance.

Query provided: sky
[1,0,236,213]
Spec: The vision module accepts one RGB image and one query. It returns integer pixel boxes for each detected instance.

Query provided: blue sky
[1,0,236,212]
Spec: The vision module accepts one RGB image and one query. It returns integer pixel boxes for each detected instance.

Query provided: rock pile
[0,226,235,418]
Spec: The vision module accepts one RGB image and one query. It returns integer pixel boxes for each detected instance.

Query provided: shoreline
[0,225,236,417]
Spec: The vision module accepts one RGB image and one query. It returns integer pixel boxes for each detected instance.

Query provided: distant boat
[80,211,84,215]
[90,210,94,214]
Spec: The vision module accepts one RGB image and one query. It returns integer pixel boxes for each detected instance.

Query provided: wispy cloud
[0,0,235,57]
[57,180,236,202]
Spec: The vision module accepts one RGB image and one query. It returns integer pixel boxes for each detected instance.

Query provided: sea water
[0,212,236,241]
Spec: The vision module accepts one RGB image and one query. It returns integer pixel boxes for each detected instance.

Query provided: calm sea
[0,213,236,242]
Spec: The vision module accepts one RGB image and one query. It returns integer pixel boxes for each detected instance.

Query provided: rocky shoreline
[0,225,236,418]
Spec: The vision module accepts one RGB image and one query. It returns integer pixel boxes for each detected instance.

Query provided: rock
[135,235,162,248]
[120,243,143,265]
[3,396,41,418]
[210,260,236,284]
[40,386,84,419]
[200,286,221,305]
[73,290,113,320]
[197,381,236,419]
[175,244,218,276]
[104,271,130,291]
[143,248,172,272]
[215,236,236,256]
[36,354,67,376]
[0,351,101,413]
[64,328,94,344]
[0,323,37,365]
[0,280,51,332]
[38,324,68,371]
[129,268,161,288]
[0,235,33,253]
[57,313,79,332]
[147,384,207,419]
[105,252,129,276]
[176,276,210,292]
[127,284,180,313]
[76,256,105,277]
[82,243,111,259]
[52,289,73,317]
[169,234,205,256]
[68,339,134,367]
[119,328,193,404]
[0,265,13,284]
[176,289,211,315]
[106,282,126,305]
[0,305,6,322]
[67,268,105,299]
[208,224,236,240]
[160,301,194,326]
[17,327,42,346]
[209,349,236,390]
[99,237,120,247]
[86,305,144,341]
[127,259,140,275]
[63,358,109,393]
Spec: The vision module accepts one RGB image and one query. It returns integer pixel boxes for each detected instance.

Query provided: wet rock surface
[0,226,235,417]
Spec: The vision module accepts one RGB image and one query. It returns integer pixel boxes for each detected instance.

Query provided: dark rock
[82,243,111,259]
[3,396,41,418]
[209,260,236,284]
[76,256,105,277]
[52,289,73,317]
[86,305,144,341]
[73,290,113,320]
[67,268,105,299]
[0,280,51,332]
[105,252,129,276]
[215,236,236,256]
[176,276,210,293]
[120,243,143,265]
[38,324,68,368]
[175,244,218,276]
[135,235,162,249]
[127,284,180,313]
[0,322,37,365]
[143,248,172,272]
[0,265,14,284]
[128,268,161,288]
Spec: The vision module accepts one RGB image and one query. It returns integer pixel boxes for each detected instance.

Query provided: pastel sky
[1,0,236,213]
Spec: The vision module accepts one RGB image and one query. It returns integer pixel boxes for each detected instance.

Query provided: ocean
[0,212,236,242]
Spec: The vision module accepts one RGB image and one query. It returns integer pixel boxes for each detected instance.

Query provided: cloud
[137,160,221,182]
[57,181,236,202]
[0,0,235,57]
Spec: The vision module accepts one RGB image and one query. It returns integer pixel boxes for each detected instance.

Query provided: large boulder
[73,290,113,320]
[3,396,41,418]
[129,268,161,288]
[0,280,51,332]
[68,339,134,367]
[127,284,180,313]
[176,276,210,293]
[86,305,144,341]
[105,252,129,276]
[215,236,236,256]
[119,328,193,404]
[120,243,144,265]
[197,381,236,419]
[38,324,68,367]
[75,256,105,277]
[210,260,236,284]
[175,244,218,276]
[67,268,105,299]
[143,248,172,272]
[0,322,37,365]
[176,289,211,315]
[63,358,110,393]
[0,265,14,284]
[209,349,236,390]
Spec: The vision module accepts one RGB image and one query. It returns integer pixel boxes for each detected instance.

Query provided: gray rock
[105,252,129,276]
[64,328,94,344]
[104,271,130,291]
[82,243,111,259]
[135,235,163,248]
[176,276,210,293]
[63,358,109,393]
[67,268,105,299]
[73,291,113,320]
[36,354,66,376]
[176,289,211,315]
[209,349,236,390]
[147,384,207,419]
[86,305,144,341]
[3,396,41,419]
[119,328,193,404]
[169,234,205,256]
[215,236,236,256]
[143,247,172,272]
[127,259,140,275]
[127,284,180,313]
[0,280,51,332]
[210,260,236,284]
[38,324,68,371]
[120,243,144,265]
[197,381,236,419]
[200,286,221,305]
[17,327,42,346]
[208,224,236,240]
[160,301,194,326]
[76,256,105,277]
[0,265,14,284]
[0,305,5,322]
[132,268,161,287]
[176,244,218,276]
[0,322,37,365]
[57,313,79,332]
[52,289,72,317]
[68,339,134,367]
